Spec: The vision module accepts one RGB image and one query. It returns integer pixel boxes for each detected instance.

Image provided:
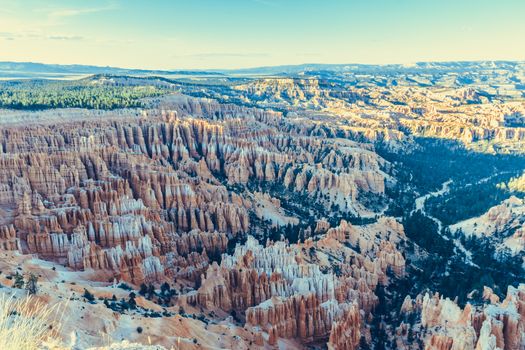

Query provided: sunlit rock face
[0,93,400,348]
[182,214,406,347]
[0,95,388,284]
[450,196,525,255]
[396,284,525,350]
[0,61,524,349]
[189,72,525,153]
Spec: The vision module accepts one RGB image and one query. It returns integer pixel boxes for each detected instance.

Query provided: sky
[0,0,524,70]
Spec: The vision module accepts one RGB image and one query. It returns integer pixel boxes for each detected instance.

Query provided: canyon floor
[0,61,525,349]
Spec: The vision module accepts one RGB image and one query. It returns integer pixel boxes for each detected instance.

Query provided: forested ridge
[0,79,168,110]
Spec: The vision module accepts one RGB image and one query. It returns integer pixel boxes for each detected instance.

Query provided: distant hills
[227,60,525,75]
[0,60,524,80]
[0,61,223,79]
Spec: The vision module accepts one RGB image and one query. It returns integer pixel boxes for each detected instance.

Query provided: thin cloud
[49,7,111,18]
[298,53,323,58]
[175,53,270,59]
[0,31,85,42]
[47,35,85,41]
[0,31,23,40]
[40,1,119,19]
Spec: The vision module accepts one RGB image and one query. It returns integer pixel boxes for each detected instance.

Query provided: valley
[0,61,524,349]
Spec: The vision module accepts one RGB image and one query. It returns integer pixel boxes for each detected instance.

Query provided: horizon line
[1,58,524,73]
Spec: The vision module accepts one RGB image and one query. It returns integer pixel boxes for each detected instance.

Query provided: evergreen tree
[13,271,24,289]
[128,292,137,309]
[83,289,95,302]
[139,283,148,296]
[160,282,171,295]
[146,284,155,299]
[25,273,38,295]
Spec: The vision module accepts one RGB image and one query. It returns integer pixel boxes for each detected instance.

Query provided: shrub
[0,294,63,349]
[13,272,24,289]
[25,274,38,295]
[128,292,137,309]
[146,284,155,299]
[160,282,171,295]
[139,283,148,296]
[119,299,130,311]
[117,283,132,291]
[83,289,95,302]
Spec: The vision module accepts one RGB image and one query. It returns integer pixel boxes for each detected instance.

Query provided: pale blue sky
[0,0,524,69]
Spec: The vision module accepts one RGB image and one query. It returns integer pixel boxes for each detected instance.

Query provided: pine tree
[139,283,148,296]
[160,282,171,295]
[128,292,137,309]
[83,288,95,302]
[146,284,155,299]
[25,273,38,295]
[13,271,24,289]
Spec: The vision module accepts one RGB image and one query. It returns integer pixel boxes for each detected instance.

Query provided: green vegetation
[11,271,39,294]
[83,289,95,302]
[380,137,525,305]
[460,235,525,297]
[25,273,38,295]
[404,211,452,256]
[0,294,63,349]
[379,137,525,218]
[0,79,167,110]
[426,174,516,226]
[402,211,525,306]
[13,271,24,289]
[504,172,525,192]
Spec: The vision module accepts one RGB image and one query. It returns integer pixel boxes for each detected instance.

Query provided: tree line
[0,80,167,110]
